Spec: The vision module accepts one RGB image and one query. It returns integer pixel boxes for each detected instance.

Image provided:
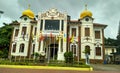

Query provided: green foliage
[104,37,120,54]
[34,52,39,57]
[48,60,90,68]
[0,51,3,58]
[64,51,73,63]
[0,59,90,68]
[2,48,8,58]
[0,23,13,47]
[0,23,13,58]
[104,37,117,46]
[116,34,120,54]
[85,48,90,54]
[0,60,30,65]
[33,52,40,62]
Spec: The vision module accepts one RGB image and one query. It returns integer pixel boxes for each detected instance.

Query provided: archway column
[40,41,44,53]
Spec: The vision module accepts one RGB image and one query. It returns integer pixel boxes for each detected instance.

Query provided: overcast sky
[0,0,120,39]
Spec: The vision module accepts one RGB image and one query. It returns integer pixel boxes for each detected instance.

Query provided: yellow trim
[0,65,93,71]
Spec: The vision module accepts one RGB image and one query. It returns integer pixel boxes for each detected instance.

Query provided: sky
[0,0,120,39]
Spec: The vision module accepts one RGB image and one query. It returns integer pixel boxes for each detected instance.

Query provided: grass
[0,59,93,71]
[48,60,90,68]
[0,59,90,68]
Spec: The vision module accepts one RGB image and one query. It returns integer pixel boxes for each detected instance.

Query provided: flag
[70,35,74,43]
[44,34,47,41]
[39,33,44,41]
[56,35,59,41]
[78,36,80,42]
[31,33,34,42]
[22,32,25,41]
[50,32,53,38]
[63,33,66,42]
[67,36,71,43]
[50,32,54,41]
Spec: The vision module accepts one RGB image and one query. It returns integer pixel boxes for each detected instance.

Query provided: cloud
[0,0,24,19]
[0,0,120,39]
[0,14,12,27]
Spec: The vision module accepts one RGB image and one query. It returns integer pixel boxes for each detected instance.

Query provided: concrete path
[91,64,120,71]
[0,68,120,73]
[0,64,120,73]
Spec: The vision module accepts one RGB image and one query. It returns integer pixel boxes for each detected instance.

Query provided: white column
[40,41,44,52]
[58,38,61,53]
[43,19,45,31]
[57,38,64,60]
[35,41,39,53]
[53,37,55,60]
[60,20,62,31]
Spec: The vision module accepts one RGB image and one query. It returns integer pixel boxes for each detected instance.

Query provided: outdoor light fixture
[0,10,4,18]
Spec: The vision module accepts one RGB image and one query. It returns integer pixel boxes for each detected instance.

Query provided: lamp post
[0,10,4,26]
[0,10,4,18]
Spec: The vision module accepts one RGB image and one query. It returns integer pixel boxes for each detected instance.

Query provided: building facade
[9,7,107,63]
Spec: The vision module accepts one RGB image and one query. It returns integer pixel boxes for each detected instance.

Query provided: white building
[9,6,107,63]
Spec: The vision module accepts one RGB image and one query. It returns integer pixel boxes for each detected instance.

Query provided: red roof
[93,23,107,28]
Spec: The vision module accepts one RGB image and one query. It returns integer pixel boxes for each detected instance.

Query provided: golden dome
[80,4,93,19]
[80,10,92,19]
[22,9,34,19]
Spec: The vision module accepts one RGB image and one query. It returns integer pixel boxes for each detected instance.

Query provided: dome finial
[28,4,31,9]
[22,0,34,19]
[26,0,31,9]
[80,4,92,19]
[85,4,87,10]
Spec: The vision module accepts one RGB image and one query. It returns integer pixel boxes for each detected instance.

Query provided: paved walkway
[91,64,120,71]
[0,64,120,73]
[0,68,120,73]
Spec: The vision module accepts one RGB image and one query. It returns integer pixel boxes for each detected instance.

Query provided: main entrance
[48,44,58,60]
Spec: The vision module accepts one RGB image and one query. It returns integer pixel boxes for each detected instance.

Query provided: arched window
[32,44,35,54]
[12,44,16,53]
[15,29,19,37]
[96,47,101,56]
[70,44,77,56]
[85,28,90,36]
[85,45,90,55]
[19,43,25,53]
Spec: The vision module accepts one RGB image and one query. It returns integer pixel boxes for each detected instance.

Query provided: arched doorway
[48,44,58,60]
[85,45,90,55]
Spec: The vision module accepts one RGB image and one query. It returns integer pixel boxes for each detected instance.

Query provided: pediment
[41,8,64,18]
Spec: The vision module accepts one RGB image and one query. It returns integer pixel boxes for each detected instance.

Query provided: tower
[80,5,95,59]
[10,4,35,58]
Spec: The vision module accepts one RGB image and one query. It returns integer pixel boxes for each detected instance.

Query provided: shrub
[0,51,3,58]
[64,51,73,63]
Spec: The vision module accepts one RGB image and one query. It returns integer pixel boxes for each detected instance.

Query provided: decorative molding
[41,8,64,18]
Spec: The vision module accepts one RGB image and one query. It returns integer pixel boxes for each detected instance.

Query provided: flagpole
[48,37,50,63]
[53,35,55,60]
[78,36,79,63]
[15,56,16,62]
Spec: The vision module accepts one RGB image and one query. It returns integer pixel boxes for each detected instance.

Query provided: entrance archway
[48,44,58,60]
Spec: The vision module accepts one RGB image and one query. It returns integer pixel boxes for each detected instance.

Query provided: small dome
[80,10,92,19]
[22,9,34,19]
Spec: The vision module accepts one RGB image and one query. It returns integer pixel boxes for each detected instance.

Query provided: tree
[116,34,120,54]
[115,21,120,54]
[83,47,91,65]
[33,52,40,62]
[104,37,117,46]
[64,52,73,63]
[0,23,13,58]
